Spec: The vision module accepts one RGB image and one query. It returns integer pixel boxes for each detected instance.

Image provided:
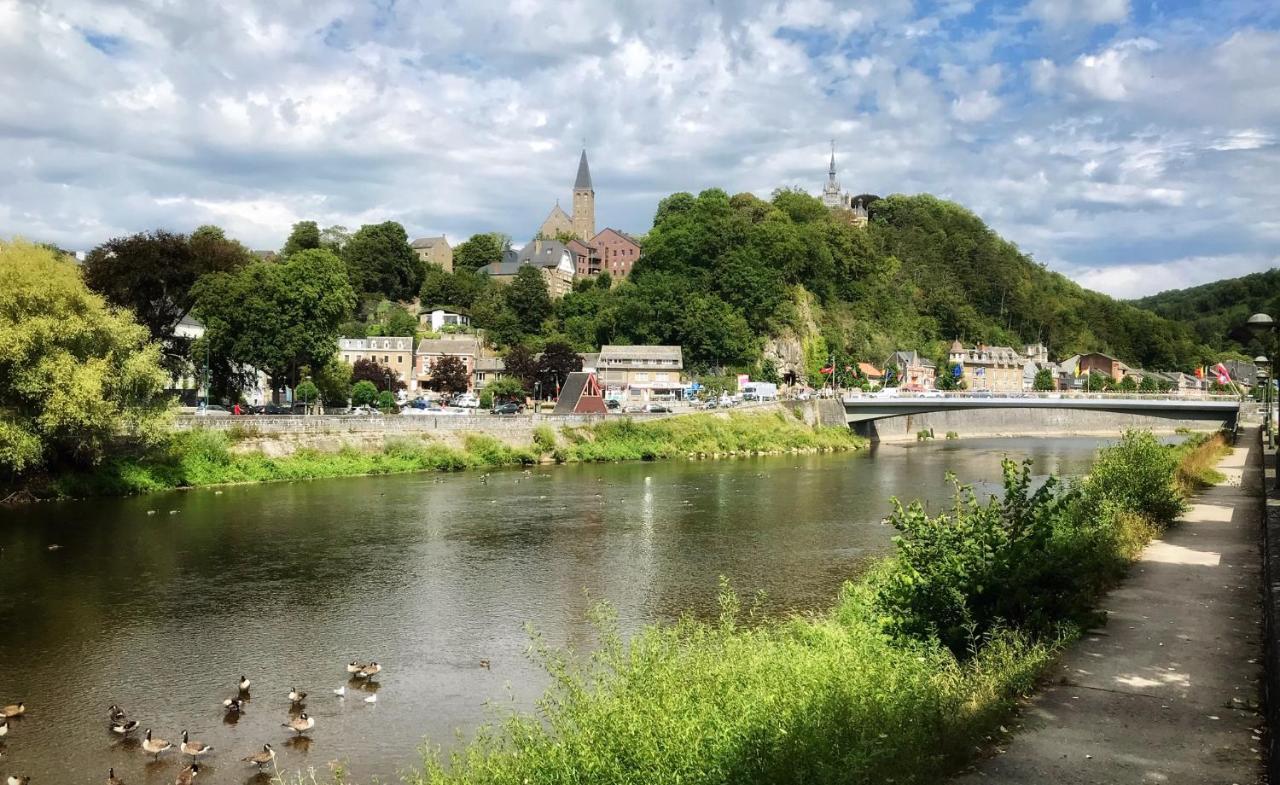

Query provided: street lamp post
[1247,313,1278,489]
[1255,355,1270,442]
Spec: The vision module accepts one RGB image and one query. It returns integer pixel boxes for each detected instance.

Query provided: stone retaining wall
[862,407,1230,442]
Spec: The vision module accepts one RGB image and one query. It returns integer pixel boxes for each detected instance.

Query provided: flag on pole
[1194,366,1205,380]
[820,364,834,374]
[1214,362,1230,385]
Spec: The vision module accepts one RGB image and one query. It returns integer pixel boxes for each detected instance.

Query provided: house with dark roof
[552,372,608,415]
[477,239,577,298]
[411,236,452,272]
[884,350,936,390]
[597,345,684,402]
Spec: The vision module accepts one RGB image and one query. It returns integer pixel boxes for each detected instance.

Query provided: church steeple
[822,140,843,208]
[571,148,595,241]
[828,139,837,180]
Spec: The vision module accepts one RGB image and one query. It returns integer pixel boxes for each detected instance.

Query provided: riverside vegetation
[387,430,1228,785]
[42,411,863,498]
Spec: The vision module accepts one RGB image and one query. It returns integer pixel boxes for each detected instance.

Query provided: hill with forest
[425,189,1216,384]
[1132,268,1280,356]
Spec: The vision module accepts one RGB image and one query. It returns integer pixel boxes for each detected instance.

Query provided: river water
[0,437,1108,783]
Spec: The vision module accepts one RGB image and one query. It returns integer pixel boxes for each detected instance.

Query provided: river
[0,437,1109,783]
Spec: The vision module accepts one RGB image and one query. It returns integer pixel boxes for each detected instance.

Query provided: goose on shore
[141,729,172,758]
[1,703,24,719]
[108,767,125,785]
[242,744,275,768]
[111,719,139,735]
[281,713,314,735]
[174,763,200,785]
[180,730,212,757]
[237,676,251,692]
[287,688,307,704]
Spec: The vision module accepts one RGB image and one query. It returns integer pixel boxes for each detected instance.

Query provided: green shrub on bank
[560,412,862,463]
[408,430,1230,785]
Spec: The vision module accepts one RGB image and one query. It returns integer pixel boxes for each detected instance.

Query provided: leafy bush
[351,380,378,407]
[1082,430,1183,526]
[532,425,558,454]
[376,390,398,412]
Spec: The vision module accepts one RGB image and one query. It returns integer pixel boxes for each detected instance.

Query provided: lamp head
[1247,313,1275,334]
[1255,355,1270,365]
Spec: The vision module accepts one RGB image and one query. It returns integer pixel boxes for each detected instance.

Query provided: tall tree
[426,355,470,395]
[319,224,351,252]
[0,241,170,474]
[536,340,582,396]
[1033,368,1056,391]
[282,221,321,257]
[342,221,423,300]
[83,228,250,345]
[506,266,553,328]
[452,232,507,271]
[502,343,539,392]
[192,248,355,399]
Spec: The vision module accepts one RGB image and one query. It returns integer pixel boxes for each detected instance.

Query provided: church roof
[543,204,572,224]
[574,149,593,190]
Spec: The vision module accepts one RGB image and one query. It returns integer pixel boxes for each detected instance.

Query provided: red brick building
[571,228,643,279]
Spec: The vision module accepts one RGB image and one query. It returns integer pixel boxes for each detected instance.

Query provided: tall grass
[558,412,863,462]
[405,430,1231,785]
[49,430,539,498]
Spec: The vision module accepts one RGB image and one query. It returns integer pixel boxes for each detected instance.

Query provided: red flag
[820,365,834,374]
[1194,366,1204,379]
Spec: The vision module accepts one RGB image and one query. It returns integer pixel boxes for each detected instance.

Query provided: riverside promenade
[957,429,1265,784]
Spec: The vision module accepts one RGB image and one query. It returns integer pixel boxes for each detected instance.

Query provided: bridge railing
[840,390,1242,403]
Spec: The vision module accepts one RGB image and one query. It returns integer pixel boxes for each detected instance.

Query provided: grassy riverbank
[37,411,864,498]
[400,430,1229,785]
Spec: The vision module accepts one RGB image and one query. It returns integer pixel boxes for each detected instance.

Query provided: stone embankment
[863,407,1229,443]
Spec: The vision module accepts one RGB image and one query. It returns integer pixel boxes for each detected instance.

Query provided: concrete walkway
[956,430,1265,785]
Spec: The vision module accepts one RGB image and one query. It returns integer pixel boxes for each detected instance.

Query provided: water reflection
[0,437,1106,783]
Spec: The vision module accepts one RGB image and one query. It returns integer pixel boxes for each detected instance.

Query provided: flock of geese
[1,661,385,784]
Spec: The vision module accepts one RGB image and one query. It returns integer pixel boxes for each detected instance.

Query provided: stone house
[339,336,416,391]
[947,341,1023,392]
[884,350,936,390]
[414,336,480,392]
[478,240,577,298]
[1078,352,1129,382]
[411,236,452,273]
[597,345,684,402]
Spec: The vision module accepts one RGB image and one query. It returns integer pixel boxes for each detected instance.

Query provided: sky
[1,0,1278,299]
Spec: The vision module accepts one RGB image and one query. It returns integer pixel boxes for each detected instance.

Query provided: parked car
[605,398,622,411]
[195,404,230,417]
[454,393,480,408]
[644,403,672,413]
[250,403,288,415]
[490,402,524,415]
[702,399,719,410]
[350,405,382,416]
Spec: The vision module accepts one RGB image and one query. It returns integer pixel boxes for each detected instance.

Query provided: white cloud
[1026,0,1130,27]
[952,90,1002,122]
[1070,253,1280,299]
[1068,38,1158,101]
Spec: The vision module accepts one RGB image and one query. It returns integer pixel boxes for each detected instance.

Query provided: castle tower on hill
[821,141,870,228]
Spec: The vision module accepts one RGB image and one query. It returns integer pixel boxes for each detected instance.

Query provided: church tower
[821,140,844,209]
[571,149,595,242]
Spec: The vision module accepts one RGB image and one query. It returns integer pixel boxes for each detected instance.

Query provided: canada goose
[242,743,275,768]
[46,544,61,551]
[287,688,307,703]
[111,719,139,735]
[346,661,364,674]
[108,767,125,785]
[1,703,24,718]
[180,730,212,757]
[142,729,172,758]
[333,686,345,697]
[282,713,314,734]
[108,705,126,723]
[0,718,8,737]
[479,659,491,670]
[237,676,251,692]
[174,763,200,785]
[8,776,30,785]
[168,510,178,515]
[364,694,377,704]
[357,662,381,678]
[146,510,157,515]
[222,698,243,713]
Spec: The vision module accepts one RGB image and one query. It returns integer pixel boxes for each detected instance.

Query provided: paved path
[956,430,1265,785]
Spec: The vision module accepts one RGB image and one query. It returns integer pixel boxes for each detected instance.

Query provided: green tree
[313,356,352,406]
[453,232,508,271]
[507,266,553,328]
[426,355,470,395]
[294,380,319,410]
[376,389,398,411]
[83,227,250,345]
[1118,375,1138,392]
[1139,375,1159,393]
[365,300,419,337]
[486,376,526,403]
[192,248,355,400]
[351,380,379,407]
[319,225,351,252]
[0,241,170,474]
[1033,368,1056,391]
[420,265,490,310]
[282,221,321,257]
[343,221,423,300]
